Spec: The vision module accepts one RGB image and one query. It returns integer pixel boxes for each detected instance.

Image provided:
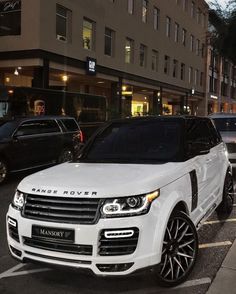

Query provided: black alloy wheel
[156,211,198,287]
[58,149,74,164]
[0,158,8,184]
[216,169,234,218]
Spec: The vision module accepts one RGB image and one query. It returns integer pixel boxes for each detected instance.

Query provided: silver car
[209,113,236,167]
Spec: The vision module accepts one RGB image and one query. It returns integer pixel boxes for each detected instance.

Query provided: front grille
[23,236,93,255]
[22,194,101,224]
[99,228,139,256]
[226,143,236,153]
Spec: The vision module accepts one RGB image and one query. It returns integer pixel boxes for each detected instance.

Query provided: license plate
[32,225,74,242]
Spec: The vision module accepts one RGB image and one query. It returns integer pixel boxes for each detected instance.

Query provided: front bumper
[6,204,162,276]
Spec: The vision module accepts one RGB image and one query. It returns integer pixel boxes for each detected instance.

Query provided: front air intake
[99,227,139,256]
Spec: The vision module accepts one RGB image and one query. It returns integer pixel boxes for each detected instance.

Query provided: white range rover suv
[6,116,234,286]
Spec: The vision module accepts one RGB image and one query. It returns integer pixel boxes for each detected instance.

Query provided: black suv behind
[0,116,83,184]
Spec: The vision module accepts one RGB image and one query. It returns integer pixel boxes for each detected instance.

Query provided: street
[0,171,235,294]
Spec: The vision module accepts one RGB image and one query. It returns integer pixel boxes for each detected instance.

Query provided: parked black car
[0,116,83,184]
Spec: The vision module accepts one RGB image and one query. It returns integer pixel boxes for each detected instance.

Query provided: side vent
[190,170,198,211]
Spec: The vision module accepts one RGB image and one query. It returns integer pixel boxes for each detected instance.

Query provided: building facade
[206,10,236,114]
[0,0,209,118]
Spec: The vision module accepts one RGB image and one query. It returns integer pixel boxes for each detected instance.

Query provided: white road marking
[0,264,25,279]
[199,241,232,249]
[204,218,236,225]
[0,264,50,280]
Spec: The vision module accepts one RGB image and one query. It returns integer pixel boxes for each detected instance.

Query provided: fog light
[8,217,17,227]
[104,230,134,239]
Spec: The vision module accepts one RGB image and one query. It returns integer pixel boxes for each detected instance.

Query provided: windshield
[213,118,236,132]
[79,120,183,163]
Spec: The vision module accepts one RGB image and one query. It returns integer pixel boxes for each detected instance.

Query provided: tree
[209,1,236,63]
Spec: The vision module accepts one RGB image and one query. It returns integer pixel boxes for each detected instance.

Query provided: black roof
[108,115,208,124]
[0,115,76,124]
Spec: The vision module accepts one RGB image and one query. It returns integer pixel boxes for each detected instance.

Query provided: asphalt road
[0,171,236,294]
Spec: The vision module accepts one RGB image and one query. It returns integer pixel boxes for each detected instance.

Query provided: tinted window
[187,119,215,147]
[16,120,60,136]
[0,121,16,137]
[81,120,183,163]
[212,118,236,132]
[60,119,79,132]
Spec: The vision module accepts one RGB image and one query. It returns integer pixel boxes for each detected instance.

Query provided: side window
[187,119,214,147]
[16,120,60,136]
[60,119,79,132]
[207,120,222,146]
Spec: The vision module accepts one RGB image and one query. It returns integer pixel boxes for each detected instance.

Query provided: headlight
[12,190,25,210]
[101,190,160,218]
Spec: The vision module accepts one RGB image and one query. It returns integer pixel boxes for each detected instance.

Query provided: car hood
[219,132,236,143]
[18,161,187,198]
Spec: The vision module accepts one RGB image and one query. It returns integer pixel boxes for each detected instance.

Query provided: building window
[142,0,148,23]
[166,16,171,37]
[151,50,159,71]
[196,39,200,55]
[125,38,134,64]
[200,72,203,86]
[153,7,159,30]
[183,0,188,11]
[173,59,178,78]
[83,18,95,50]
[189,66,193,83]
[127,0,134,14]
[181,63,185,80]
[201,43,205,58]
[104,27,114,56]
[0,0,21,36]
[190,34,194,52]
[191,1,195,18]
[164,55,170,75]
[194,69,199,85]
[140,44,147,67]
[182,28,187,46]
[174,23,179,42]
[197,8,201,24]
[56,5,71,42]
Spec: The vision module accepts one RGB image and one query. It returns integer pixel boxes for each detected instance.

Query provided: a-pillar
[0,72,4,86]
[32,59,49,88]
[109,77,122,119]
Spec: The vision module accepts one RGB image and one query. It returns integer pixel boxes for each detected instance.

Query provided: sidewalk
[207,239,236,294]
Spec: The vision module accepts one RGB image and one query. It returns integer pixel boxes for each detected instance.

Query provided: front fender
[150,173,192,264]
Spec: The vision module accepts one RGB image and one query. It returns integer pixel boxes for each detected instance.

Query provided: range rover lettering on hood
[31,188,97,196]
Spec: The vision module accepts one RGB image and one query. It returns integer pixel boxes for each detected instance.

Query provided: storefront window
[0,0,21,36]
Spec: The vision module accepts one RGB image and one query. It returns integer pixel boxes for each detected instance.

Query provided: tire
[216,169,234,218]
[0,158,8,184]
[57,149,73,164]
[156,211,198,287]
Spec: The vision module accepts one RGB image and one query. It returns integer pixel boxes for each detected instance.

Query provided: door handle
[206,158,212,163]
